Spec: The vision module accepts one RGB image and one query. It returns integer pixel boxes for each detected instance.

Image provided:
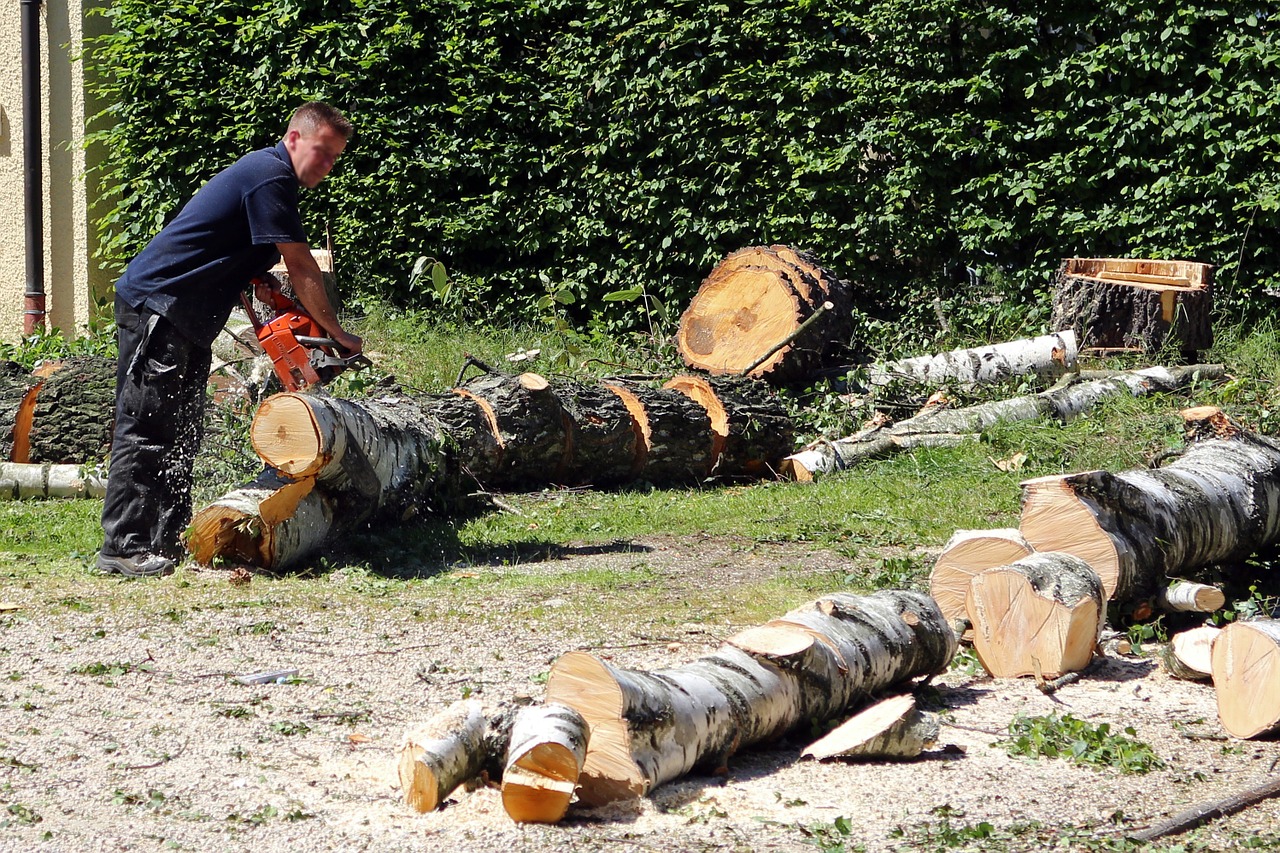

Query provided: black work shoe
[96,553,176,578]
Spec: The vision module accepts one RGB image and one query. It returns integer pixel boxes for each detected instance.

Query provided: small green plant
[2,802,42,827]
[112,788,170,811]
[217,706,255,719]
[995,713,1165,774]
[269,721,311,737]
[796,814,859,852]
[948,645,983,676]
[1125,617,1167,656]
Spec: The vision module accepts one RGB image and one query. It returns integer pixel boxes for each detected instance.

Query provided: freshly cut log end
[1157,582,1227,614]
[1212,620,1280,739]
[399,700,488,813]
[187,473,324,569]
[1161,625,1220,681]
[930,529,1035,636]
[1019,474,1124,601]
[502,703,589,824]
[967,552,1103,679]
[251,393,327,478]
[803,694,939,761]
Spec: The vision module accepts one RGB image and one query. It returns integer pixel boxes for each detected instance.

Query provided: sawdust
[0,535,1277,852]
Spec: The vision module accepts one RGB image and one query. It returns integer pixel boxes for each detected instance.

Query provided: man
[99,102,362,578]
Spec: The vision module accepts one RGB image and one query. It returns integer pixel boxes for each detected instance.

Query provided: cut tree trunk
[451,372,569,488]
[1211,619,1280,739]
[554,380,638,487]
[1161,625,1220,681]
[1156,582,1226,614]
[0,462,107,500]
[399,700,488,813]
[1019,406,1280,607]
[545,590,955,805]
[782,364,1222,481]
[502,703,590,824]
[676,246,853,385]
[662,374,794,478]
[0,357,115,464]
[967,552,1104,679]
[1049,258,1213,356]
[802,693,939,761]
[0,360,38,462]
[187,470,326,568]
[600,381,713,485]
[867,331,1077,389]
[929,529,1035,636]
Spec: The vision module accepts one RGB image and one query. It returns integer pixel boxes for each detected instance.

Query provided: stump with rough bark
[676,246,854,385]
[0,357,115,464]
[663,374,793,478]
[545,590,955,804]
[1049,257,1213,356]
[967,552,1104,679]
[1211,620,1280,739]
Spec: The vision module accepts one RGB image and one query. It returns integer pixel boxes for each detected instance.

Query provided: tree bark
[451,372,569,488]
[929,529,1035,636]
[1049,258,1213,356]
[662,374,794,479]
[866,331,1077,389]
[782,365,1222,481]
[1212,619,1280,739]
[545,590,955,805]
[802,694,939,761]
[966,552,1104,679]
[600,381,713,485]
[502,703,590,824]
[1019,407,1280,606]
[1161,625,1219,681]
[399,700,489,813]
[187,470,327,568]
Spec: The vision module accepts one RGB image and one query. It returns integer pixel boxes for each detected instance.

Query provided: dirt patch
[1,536,1277,851]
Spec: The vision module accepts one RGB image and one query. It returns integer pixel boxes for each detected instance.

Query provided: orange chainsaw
[241,275,371,392]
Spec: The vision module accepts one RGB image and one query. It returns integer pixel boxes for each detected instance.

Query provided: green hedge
[86,0,1280,333]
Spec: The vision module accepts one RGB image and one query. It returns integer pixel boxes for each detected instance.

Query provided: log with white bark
[782,364,1223,481]
[1161,625,1220,681]
[1211,619,1280,739]
[399,700,489,813]
[545,590,955,804]
[1019,406,1280,606]
[929,529,1035,636]
[802,693,939,761]
[967,552,1104,679]
[0,462,107,500]
[502,703,590,823]
[187,470,328,568]
[867,331,1077,389]
[1156,582,1227,614]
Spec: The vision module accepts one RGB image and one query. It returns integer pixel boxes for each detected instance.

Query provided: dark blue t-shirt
[115,142,308,347]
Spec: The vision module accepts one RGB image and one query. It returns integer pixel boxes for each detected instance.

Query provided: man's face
[286,125,348,189]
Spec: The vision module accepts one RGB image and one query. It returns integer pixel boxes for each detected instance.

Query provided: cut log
[501,703,590,824]
[187,470,325,568]
[1019,406,1280,606]
[802,694,939,761]
[399,700,488,813]
[1211,620,1280,739]
[0,462,107,500]
[600,381,713,485]
[1049,258,1213,355]
[545,590,955,804]
[554,380,638,487]
[25,356,116,464]
[0,362,41,463]
[867,331,1077,389]
[967,552,1104,679]
[929,529,1035,636]
[676,246,853,385]
[1156,582,1226,614]
[450,372,568,488]
[1161,625,1219,681]
[783,364,1222,481]
[662,374,794,478]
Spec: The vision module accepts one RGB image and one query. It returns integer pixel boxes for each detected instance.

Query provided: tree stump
[1211,620,1280,739]
[662,374,794,478]
[1049,258,1213,356]
[676,246,853,385]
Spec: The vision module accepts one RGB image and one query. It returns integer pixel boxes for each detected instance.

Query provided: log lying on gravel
[399,700,489,813]
[1161,625,1219,681]
[1020,406,1280,606]
[502,704,590,824]
[545,590,955,805]
[867,331,1077,389]
[967,552,1104,679]
[802,694,939,761]
[782,364,1222,481]
[930,529,1035,635]
[1212,620,1280,738]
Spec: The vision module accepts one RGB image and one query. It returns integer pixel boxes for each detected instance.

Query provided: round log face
[1212,620,1280,739]
[251,394,326,476]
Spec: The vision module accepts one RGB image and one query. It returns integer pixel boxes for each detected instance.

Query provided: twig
[1036,671,1083,695]
[939,720,1004,737]
[455,353,501,385]
[341,641,442,659]
[123,738,189,770]
[740,300,834,376]
[1128,774,1280,843]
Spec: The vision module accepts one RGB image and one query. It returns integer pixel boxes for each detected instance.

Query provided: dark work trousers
[100,300,212,560]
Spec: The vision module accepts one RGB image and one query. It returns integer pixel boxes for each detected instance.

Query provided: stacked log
[676,246,854,385]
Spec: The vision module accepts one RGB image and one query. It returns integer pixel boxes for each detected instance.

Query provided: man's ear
[284,128,301,151]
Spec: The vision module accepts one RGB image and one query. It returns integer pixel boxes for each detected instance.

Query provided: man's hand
[332,330,364,355]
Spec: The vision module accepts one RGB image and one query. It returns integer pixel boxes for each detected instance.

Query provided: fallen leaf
[991,452,1028,472]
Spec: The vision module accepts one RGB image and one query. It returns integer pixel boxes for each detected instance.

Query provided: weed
[217,707,255,719]
[269,721,311,737]
[795,814,861,852]
[112,788,170,811]
[2,802,42,827]
[227,804,278,826]
[948,645,984,676]
[995,713,1165,774]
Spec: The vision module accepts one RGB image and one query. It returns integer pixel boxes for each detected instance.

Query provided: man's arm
[276,242,363,354]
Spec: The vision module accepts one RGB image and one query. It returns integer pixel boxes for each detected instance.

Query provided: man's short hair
[288,102,354,140]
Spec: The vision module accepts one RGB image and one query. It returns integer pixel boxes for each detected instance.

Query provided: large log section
[545,590,955,805]
[1020,407,1280,607]
[1049,258,1213,356]
[0,357,115,464]
[676,246,854,385]
[867,331,1077,389]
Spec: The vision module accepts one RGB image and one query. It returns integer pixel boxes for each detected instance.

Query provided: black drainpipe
[21,0,46,335]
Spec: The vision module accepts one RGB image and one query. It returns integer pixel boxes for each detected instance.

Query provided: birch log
[502,703,590,823]
[187,470,328,568]
[1161,625,1219,681]
[802,694,939,761]
[867,331,1077,388]
[0,462,107,500]
[545,590,955,804]
[399,700,489,813]
[967,552,1104,678]
[782,365,1223,480]
[929,529,1035,635]
[1019,407,1280,606]
[1211,620,1280,739]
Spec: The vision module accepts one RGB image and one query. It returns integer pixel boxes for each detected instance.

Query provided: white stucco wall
[0,1,110,345]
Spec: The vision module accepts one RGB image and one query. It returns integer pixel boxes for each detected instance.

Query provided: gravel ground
[1,536,1278,852]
